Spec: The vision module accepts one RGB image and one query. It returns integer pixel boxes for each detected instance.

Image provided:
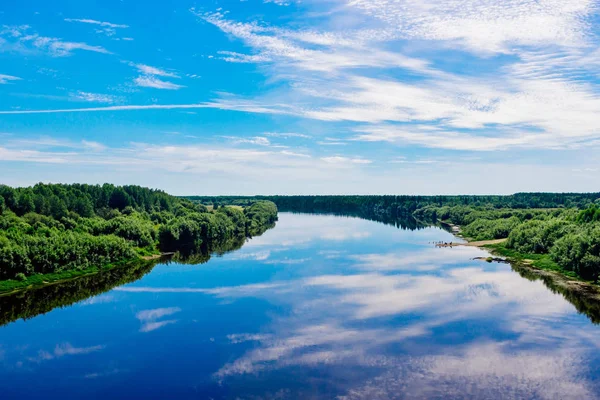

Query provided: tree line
[0,183,278,283]
[186,193,600,221]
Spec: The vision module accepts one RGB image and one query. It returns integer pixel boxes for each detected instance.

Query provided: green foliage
[507,219,574,254]
[245,201,278,235]
[461,216,520,240]
[577,204,600,223]
[104,215,156,247]
[0,183,278,284]
[551,226,600,281]
[415,202,600,283]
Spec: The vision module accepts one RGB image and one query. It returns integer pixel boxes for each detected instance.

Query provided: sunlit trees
[0,183,278,281]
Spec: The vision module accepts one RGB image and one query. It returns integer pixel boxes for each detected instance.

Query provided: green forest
[0,183,278,291]
[187,193,600,219]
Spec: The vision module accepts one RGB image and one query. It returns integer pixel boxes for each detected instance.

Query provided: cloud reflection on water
[136,307,181,333]
[75,213,600,398]
[201,214,600,397]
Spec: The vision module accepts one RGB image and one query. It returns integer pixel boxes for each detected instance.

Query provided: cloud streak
[0,74,21,84]
[1,25,111,56]
[134,76,184,90]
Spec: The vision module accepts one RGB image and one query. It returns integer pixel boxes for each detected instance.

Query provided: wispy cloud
[223,136,272,146]
[0,97,294,115]
[0,73,21,84]
[28,343,105,363]
[264,0,292,5]
[69,91,122,104]
[64,18,129,37]
[136,307,181,332]
[128,62,183,89]
[64,18,129,29]
[195,10,430,73]
[134,76,185,90]
[345,0,596,54]
[264,132,312,139]
[321,156,372,164]
[1,25,111,56]
[129,62,179,78]
[183,3,600,153]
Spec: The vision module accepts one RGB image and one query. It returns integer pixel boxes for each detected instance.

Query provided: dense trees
[0,184,278,283]
[188,193,600,218]
[550,226,600,281]
[414,203,600,282]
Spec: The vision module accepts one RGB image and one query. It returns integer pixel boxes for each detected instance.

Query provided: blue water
[2,213,600,399]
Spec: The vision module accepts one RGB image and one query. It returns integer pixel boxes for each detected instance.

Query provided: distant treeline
[0,184,277,284]
[186,193,600,220]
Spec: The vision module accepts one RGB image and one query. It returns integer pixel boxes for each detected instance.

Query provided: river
[1,212,600,399]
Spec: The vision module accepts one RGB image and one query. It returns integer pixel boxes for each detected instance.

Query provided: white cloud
[195,10,431,74]
[264,0,292,5]
[184,4,600,153]
[228,251,272,261]
[28,343,105,363]
[80,294,115,305]
[321,156,372,164]
[136,307,181,333]
[1,25,111,56]
[139,320,178,333]
[70,91,121,104]
[346,0,596,54]
[116,283,288,297]
[134,76,184,90]
[342,342,593,399]
[127,62,183,89]
[320,230,371,241]
[64,18,129,37]
[129,63,179,78]
[81,140,107,151]
[0,147,72,163]
[136,307,181,321]
[64,18,128,29]
[227,333,272,344]
[0,73,20,84]
[351,246,475,271]
[264,132,312,139]
[223,136,272,146]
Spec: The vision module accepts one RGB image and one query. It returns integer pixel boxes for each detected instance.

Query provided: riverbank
[0,258,146,297]
[439,220,580,278]
[435,238,507,247]
[439,223,600,310]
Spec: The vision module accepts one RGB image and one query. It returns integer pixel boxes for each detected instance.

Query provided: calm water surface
[2,213,600,399]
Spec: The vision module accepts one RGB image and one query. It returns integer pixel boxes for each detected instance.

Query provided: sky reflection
[1,213,600,399]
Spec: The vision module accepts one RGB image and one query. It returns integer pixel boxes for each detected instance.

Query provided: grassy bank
[482,242,580,279]
[0,258,142,296]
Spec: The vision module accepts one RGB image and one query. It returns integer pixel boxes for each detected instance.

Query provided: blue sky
[1,0,599,195]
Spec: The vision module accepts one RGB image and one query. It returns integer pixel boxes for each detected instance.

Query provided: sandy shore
[435,238,507,248]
